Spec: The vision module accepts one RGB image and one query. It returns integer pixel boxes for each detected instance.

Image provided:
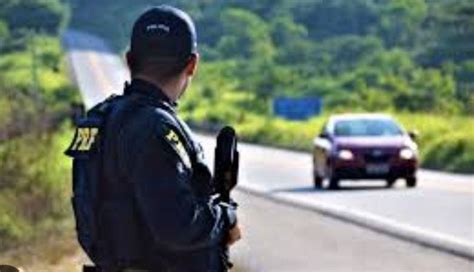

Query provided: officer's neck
[133,74,186,102]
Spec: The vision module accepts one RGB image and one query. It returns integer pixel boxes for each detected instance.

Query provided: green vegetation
[0,0,77,249]
[70,0,473,173]
[213,112,473,174]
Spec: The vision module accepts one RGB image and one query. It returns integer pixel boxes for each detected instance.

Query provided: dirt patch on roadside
[0,222,87,272]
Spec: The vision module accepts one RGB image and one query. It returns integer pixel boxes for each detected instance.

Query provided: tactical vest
[65,91,213,270]
[65,95,122,266]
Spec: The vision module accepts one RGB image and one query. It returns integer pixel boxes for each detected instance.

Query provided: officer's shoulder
[87,94,122,116]
[105,96,172,128]
[138,103,181,137]
[148,104,175,122]
[140,105,191,166]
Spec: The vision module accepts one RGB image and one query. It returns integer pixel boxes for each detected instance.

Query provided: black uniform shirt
[101,79,235,271]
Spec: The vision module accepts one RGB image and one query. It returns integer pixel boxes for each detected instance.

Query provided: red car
[312,114,418,190]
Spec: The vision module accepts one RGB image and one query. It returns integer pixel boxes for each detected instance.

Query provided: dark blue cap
[131,5,197,60]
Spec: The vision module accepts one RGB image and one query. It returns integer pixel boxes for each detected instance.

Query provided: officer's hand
[227,224,242,246]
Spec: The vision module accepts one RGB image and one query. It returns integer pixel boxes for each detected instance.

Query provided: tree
[422,0,474,65]
[216,8,275,61]
[456,60,474,113]
[0,0,68,35]
[0,20,9,50]
[270,16,314,65]
[315,35,384,75]
[292,0,379,40]
[377,0,428,48]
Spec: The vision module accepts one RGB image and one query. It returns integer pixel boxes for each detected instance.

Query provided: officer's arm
[130,123,235,251]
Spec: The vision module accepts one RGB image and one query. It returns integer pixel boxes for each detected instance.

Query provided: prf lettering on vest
[71,127,99,151]
[166,129,191,168]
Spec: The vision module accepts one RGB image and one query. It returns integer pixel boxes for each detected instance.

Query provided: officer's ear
[126,51,137,74]
[184,53,199,77]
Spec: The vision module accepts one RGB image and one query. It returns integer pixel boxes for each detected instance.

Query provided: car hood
[335,136,410,149]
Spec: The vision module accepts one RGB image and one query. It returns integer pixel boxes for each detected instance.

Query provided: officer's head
[126,5,199,100]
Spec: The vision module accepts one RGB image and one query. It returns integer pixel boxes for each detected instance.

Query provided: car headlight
[338,149,354,160]
[400,148,415,160]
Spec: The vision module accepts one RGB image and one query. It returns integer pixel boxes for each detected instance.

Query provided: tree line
[70,0,474,174]
[72,0,474,115]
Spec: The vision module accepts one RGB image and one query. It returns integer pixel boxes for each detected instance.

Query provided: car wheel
[328,177,339,190]
[313,172,323,189]
[406,177,417,188]
[326,162,339,190]
[312,158,323,189]
[386,178,396,188]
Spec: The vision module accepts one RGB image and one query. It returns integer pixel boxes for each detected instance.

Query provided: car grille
[362,149,395,163]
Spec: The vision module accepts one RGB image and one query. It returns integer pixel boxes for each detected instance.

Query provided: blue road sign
[273,97,322,120]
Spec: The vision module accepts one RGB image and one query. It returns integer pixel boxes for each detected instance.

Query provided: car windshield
[334,118,403,137]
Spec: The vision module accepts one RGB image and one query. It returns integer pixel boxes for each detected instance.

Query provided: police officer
[98,5,241,272]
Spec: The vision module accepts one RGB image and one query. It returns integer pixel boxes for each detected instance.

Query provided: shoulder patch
[164,128,192,169]
[65,126,100,158]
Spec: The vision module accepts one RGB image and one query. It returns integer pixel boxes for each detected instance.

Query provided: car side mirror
[408,130,419,141]
[319,132,330,139]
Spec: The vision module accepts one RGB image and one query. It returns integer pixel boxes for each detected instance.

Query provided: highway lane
[63,30,474,270]
[63,31,128,108]
[196,135,474,245]
[230,190,473,271]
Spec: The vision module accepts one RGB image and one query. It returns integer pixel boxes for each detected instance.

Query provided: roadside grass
[0,218,78,270]
[396,113,474,173]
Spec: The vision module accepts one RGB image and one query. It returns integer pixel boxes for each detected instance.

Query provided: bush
[423,133,474,173]
[0,35,79,141]
[235,116,324,151]
[0,127,72,248]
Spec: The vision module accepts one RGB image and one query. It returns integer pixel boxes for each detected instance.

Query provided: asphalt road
[63,30,474,271]
[231,190,473,272]
[196,135,474,245]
